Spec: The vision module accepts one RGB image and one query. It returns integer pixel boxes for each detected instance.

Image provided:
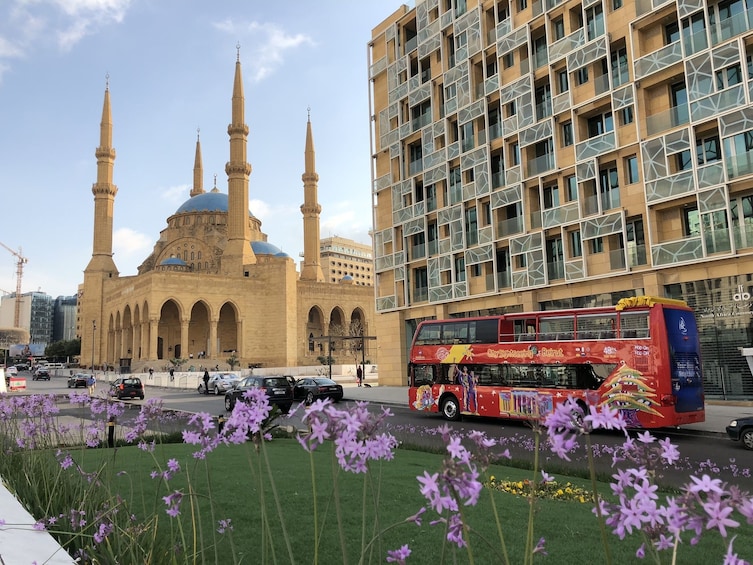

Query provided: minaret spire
[222,45,256,271]
[85,75,119,275]
[190,128,205,197]
[300,108,325,282]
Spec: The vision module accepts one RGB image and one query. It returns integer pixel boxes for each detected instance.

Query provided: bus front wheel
[441,396,461,421]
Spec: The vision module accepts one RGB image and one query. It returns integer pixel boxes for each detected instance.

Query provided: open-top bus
[408,296,705,429]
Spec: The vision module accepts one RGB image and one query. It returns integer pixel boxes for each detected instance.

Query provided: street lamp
[91,320,96,373]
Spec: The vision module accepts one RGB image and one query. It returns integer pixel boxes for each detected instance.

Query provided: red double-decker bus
[408,296,705,429]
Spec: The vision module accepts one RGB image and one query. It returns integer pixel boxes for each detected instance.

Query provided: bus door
[663,308,704,412]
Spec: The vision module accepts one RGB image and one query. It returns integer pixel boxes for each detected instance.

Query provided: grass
[50,438,749,565]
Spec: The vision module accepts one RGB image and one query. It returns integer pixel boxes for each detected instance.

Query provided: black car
[110,377,145,400]
[67,373,89,388]
[224,375,293,414]
[726,416,753,450]
[32,367,50,381]
[293,377,344,405]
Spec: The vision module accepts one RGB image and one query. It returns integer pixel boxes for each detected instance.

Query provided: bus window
[412,364,436,386]
[576,314,617,340]
[620,311,649,338]
[415,324,441,345]
[539,316,575,340]
[443,321,469,343]
[514,319,537,341]
[473,319,501,343]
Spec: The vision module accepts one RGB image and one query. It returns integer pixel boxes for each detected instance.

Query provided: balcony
[535,100,552,121]
[405,35,418,54]
[705,229,732,255]
[410,243,426,261]
[627,244,647,267]
[527,153,555,177]
[684,27,708,57]
[497,270,511,289]
[711,9,753,46]
[497,216,524,237]
[547,260,565,280]
[412,287,428,302]
[575,131,616,161]
[609,248,626,270]
[732,223,753,250]
[651,237,703,265]
[645,104,689,137]
[634,41,683,81]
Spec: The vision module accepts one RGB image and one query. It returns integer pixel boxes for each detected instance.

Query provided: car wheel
[67,383,71,388]
[224,396,234,412]
[139,395,145,400]
[742,428,753,450]
[441,396,461,421]
[305,391,315,406]
[214,386,220,395]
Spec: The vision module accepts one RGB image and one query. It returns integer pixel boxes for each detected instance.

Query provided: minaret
[83,76,119,372]
[85,78,119,275]
[222,46,256,271]
[300,109,325,282]
[190,129,205,197]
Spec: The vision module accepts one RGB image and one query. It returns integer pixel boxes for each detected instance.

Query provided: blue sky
[0,0,402,299]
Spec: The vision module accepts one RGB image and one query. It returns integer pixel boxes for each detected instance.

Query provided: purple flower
[689,474,725,495]
[93,522,113,545]
[386,544,411,563]
[405,507,426,526]
[217,518,234,534]
[163,491,183,517]
[724,536,750,565]
[703,500,739,537]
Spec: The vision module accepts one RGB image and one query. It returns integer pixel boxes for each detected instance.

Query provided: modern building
[53,295,78,343]
[369,0,753,398]
[317,236,374,286]
[77,52,375,372]
[0,291,54,347]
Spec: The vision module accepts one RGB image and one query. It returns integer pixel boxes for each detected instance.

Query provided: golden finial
[197,127,200,141]
[307,106,311,121]
[105,72,110,91]
[236,42,241,61]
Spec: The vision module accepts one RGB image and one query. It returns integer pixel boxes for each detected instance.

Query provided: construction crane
[0,242,28,328]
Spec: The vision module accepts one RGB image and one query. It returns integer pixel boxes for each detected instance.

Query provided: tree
[227,353,239,370]
[329,320,367,366]
[169,357,187,371]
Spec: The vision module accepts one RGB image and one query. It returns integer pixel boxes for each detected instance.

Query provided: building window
[506,100,517,117]
[455,256,466,282]
[562,121,573,146]
[619,106,634,125]
[613,0,623,9]
[569,230,582,257]
[587,112,613,137]
[696,135,721,166]
[683,206,700,237]
[543,184,560,209]
[461,121,474,152]
[503,51,514,68]
[449,166,462,203]
[510,142,520,166]
[586,4,604,40]
[557,70,569,94]
[716,64,742,90]
[465,206,478,246]
[576,67,589,85]
[518,0,527,11]
[665,21,680,44]
[675,149,693,171]
[553,17,565,40]
[565,175,578,202]
[590,237,604,253]
[599,166,620,210]
[611,47,629,86]
[626,155,639,183]
[413,267,428,302]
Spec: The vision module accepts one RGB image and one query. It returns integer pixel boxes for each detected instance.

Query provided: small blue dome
[161,257,187,266]
[341,275,353,280]
[251,241,288,257]
[175,192,256,217]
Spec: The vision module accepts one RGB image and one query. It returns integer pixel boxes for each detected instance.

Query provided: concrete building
[0,291,54,347]
[317,236,374,286]
[53,295,78,343]
[77,52,375,372]
[369,0,753,399]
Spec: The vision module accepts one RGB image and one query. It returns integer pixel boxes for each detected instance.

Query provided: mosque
[77,52,375,372]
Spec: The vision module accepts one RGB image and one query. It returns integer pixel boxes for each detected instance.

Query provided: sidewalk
[341,384,753,436]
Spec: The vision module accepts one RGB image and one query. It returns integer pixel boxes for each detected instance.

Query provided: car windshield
[265,377,290,387]
[313,378,337,385]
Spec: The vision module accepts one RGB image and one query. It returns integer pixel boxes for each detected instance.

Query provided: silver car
[207,373,241,395]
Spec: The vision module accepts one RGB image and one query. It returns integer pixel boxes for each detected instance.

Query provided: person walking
[87,373,96,395]
[356,365,363,387]
[169,367,175,382]
[203,369,210,395]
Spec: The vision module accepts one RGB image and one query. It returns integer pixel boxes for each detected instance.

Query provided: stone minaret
[190,130,205,197]
[82,78,120,369]
[300,110,325,282]
[222,47,256,272]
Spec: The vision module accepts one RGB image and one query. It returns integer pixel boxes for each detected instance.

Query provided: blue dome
[175,192,256,218]
[176,192,228,213]
[161,257,187,266]
[341,275,353,280]
[251,241,289,257]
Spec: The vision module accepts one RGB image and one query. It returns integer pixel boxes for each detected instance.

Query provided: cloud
[113,227,153,258]
[213,19,315,82]
[161,184,190,205]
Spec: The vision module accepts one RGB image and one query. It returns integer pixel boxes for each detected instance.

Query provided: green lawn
[51,438,750,565]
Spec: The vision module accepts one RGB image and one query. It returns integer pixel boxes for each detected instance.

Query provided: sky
[0,0,405,299]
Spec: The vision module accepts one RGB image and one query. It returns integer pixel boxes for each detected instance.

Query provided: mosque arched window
[198,251,202,260]
[184,251,188,261]
[191,252,195,260]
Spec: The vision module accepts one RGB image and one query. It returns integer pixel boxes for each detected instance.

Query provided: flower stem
[586,433,612,565]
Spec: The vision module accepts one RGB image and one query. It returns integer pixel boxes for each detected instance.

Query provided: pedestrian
[87,374,96,395]
[149,367,154,379]
[203,369,210,395]
[357,365,363,387]
[169,367,175,382]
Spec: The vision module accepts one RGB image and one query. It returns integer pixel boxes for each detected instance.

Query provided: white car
[6,366,18,377]
[207,373,241,395]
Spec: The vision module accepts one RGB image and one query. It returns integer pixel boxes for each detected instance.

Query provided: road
[14,372,753,489]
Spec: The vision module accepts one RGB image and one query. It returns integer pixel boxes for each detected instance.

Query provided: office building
[318,236,374,286]
[369,0,753,398]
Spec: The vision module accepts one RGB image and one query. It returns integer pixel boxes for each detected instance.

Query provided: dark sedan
[67,373,89,388]
[726,416,753,450]
[294,377,343,405]
[224,375,293,414]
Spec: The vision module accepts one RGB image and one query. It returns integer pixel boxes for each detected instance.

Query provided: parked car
[224,375,293,414]
[6,366,18,377]
[293,377,344,405]
[726,416,753,450]
[109,377,145,400]
[32,367,50,381]
[206,373,241,395]
[67,373,89,388]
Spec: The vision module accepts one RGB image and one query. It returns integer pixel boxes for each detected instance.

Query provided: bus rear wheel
[441,396,461,421]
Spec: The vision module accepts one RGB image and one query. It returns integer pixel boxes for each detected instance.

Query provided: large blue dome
[251,241,289,257]
[161,257,187,266]
[175,192,256,218]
